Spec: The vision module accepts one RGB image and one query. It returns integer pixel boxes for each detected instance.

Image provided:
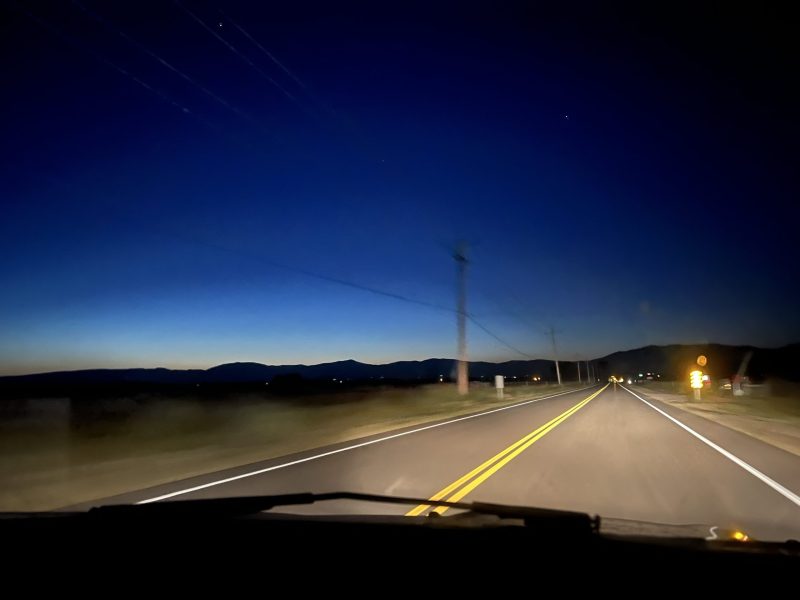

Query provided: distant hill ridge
[1,343,798,384]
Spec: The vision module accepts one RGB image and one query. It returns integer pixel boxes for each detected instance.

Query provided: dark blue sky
[2,1,798,374]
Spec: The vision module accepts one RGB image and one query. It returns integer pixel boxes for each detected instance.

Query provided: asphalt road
[88,384,800,541]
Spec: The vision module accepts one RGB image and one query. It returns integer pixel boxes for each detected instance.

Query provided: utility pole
[577,361,582,383]
[454,243,468,395]
[546,326,561,385]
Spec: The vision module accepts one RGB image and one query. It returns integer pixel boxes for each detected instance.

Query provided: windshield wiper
[88,491,599,535]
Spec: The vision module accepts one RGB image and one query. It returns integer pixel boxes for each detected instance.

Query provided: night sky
[2,1,798,375]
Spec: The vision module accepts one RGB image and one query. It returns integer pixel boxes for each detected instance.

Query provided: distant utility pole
[577,361,582,384]
[454,243,469,395]
[546,326,562,385]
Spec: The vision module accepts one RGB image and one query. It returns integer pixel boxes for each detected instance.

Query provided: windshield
[2,2,799,542]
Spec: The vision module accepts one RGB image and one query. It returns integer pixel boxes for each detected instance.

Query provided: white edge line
[136,385,598,503]
[620,384,800,508]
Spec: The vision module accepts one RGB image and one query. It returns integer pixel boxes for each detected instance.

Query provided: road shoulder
[630,386,800,458]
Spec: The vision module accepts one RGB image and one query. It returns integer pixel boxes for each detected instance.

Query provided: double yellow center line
[406,384,608,516]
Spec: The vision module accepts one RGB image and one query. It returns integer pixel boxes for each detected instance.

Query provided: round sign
[697,355,707,367]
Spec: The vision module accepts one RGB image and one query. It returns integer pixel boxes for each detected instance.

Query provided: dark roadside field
[0,381,582,511]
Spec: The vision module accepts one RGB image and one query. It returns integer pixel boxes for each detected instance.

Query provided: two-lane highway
[86,384,800,540]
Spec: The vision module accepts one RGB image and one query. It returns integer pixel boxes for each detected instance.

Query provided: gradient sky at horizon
[2,1,799,375]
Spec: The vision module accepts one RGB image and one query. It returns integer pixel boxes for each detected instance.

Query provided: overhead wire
[70,0,257,125]
[467,315,538,358]
[173,0,299,105]
[12,2,223,133]
[175,231,542,359]
[13,3,453,321]
[127,223,457,315]
[134,218,538,359]
[218,8,308,90]
[216,7,340,122]
[15,2,544,362]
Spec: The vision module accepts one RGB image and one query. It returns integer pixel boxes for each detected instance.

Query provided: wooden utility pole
[546,325,562,385]
[455,243,468,395]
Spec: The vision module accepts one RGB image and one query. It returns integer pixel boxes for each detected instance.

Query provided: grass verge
[0,382,585,511]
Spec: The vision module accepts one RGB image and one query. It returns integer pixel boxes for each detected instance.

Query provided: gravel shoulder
[631,385,800,458]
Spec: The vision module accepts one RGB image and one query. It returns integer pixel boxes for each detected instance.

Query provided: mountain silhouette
[1,343,797,387]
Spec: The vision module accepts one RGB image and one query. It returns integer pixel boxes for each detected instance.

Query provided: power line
[1,18,539,363]
[181,231,540,359]
[174,0,298,105]
[463,288,545,358]
[474,286,548,331]
[141,223,542,360]
[70,0,256,125]
[166,229,548,363]
[13,3,214,128]
[218,9,308,90]
[17,4,555,366]
[200,5,380,161]
[467,315,537,358]
[144,228,456,314]
[217,8,338,123]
